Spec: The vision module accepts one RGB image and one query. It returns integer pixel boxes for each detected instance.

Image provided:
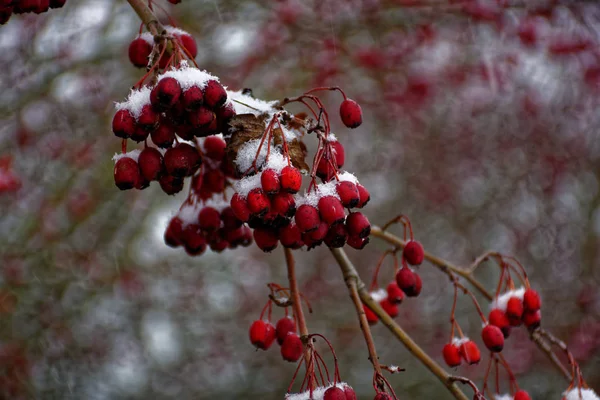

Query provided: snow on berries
[491,286,542,329]
[562,388,600,400]
[1,0,67,25]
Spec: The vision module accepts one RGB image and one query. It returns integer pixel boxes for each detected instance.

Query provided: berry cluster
[249,313,303,363]
[443,337,481,367]
[489,287,542,337]
[0,0,66,24]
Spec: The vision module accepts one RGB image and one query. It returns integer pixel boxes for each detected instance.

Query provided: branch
[370,226,573,382]
[126,0,165,35]
[330,248,470,400]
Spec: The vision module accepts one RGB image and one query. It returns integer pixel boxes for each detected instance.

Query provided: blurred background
[1,0,600,398]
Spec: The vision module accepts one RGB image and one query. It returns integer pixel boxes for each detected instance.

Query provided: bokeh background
[1,0,600,398]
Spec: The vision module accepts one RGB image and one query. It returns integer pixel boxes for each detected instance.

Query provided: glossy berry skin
[188,106,215,128]
[295,204,321,233]
[275,317,296,345]
[137,104,159,130]
[261,169,280,194]
[231,193,251,222]
[253,228,279,252]
[183,225,207,256]
[247,188,270,216]
[336,181,360,208]
[151,121,176,148]
[396,267,416,295]
[324,387,346,400]
[182,86,203,110]
[380,298,399,318]
[280,166,302,193]
[523,289,541,312]
[203,80,227,108]
[151,77,182,109]
[114,158,141,190]
[112,109,136,139]
[177,33,197,58]
[356,184,370,208]
[387,281,405,304]
[331,140,345,168]
[158,174,184,195]
[443,343,462,367]
[164,217,184,247]
[279,223,303,249]
[488,309,511,338]
[514,390,532,400]
[523,310,541,329]
[347,235,369,249]
[324,223,348,248]
[198,207,221,231]
[138,147,164,182]
[481,325,504,352]
[459,341,481,365]
[164,143,200,177]
[339,98,363,128]
[345,212,371,238]
[318,196,346,225]
[506,297,524,326]
[403,240,424,265]
[249,320,276,350]
[280,333,303,362]
[307,222,329,244]
[363,303,378,325]
[271,192,296,218]
[128,37,152,68]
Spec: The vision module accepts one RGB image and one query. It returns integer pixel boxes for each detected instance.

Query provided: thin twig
[126,0,165,35]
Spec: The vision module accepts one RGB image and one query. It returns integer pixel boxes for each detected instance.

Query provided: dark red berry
[318,196,345,225]
[203,80,227,108]
[347,235,369,249]
[182,86,204,110]
[230,193,251,222]
[396,267,416,295]
[114,157,141,190]
[247,188,270,216]
[443,343,461,367]
[506,297,524,326]
[261,169,280,194]
[316,156,335,182]
[308,221,329,243]
[203,169,225,193]
[331,140,345,168]
[481,325,504,352]
[112,109,136,139]
[182,224,207,256]
[279,223,303,249]
[249,320,276,350]
[295,204,321,233]
[128,37,152,68]
[164,143,200,177]
[177,33,197,58]
[275,317,296,345]
[403,240,424,265]
[323,387,346,400]
[345,212,371,238]
[280,333,303,362]
[203,135,226,161]
[339,98,362,128]
[158,174,184,195]
[138,147,164,181]
[151,77,182,110]
[164,217,184,247]
[280,166,302,193]
[271,192,296,217]
[336,181,359,208]
[136,104,159,130]
[374,393,392,400]
[386,281,405,304]
[324,223,348,248]
[150,121,176,148]
[198,207,221,231]
[253,227,278,252]
[220,207,242,230]
[344,386,357,400]
[523,289,541,312]
[488,309,511,338]
[523,310,541,329]
[356,184,370,208]
[459,341,481,365]
[188,106,215,127]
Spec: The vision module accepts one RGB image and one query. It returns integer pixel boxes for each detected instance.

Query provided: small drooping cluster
[0,0,66,25]
[249,304,304,363]
[443,337,481,367]
[489,287,542,337]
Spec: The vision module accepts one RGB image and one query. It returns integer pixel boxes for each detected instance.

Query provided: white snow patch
[495,395,513,400]
[285,383,351,400]
[139,32,154,46]
[234,138,289,174]
[177,204,201,227]
[115,86,152,119]
[203,197,230,212]
[338,171,358,184]
[370,288,388,303]
[563,388,600,400]
[234,174,262,198]
[165,25,191,38]
[490,287,526,312]
[296,180,340,208]
[227,90,278,116]
[160,61,218,91]
[451,337,469,346]
[112,149,141,163]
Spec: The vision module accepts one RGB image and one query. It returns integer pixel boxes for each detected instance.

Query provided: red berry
[403,240,424,265]
[220,207,242,230]
[230,193,251,222]
[247,188,270,216]
[339,98,362,128]
[209,235,229,252]
[164,143,201,177]
[523,310,541,329]
[443,343,461,367]
[128,37,152,68]
[137,104,159,130]
[316,156,336,182]
[275,316,296,345]
[280,333,303,362]
[150,121,176,148]
[308,221,329,243]
[363,303,378,325]
[386,281,405,304]
[198,207,221,231]
[176,33,197,58]
[112,109,136,139]
[345,212,371,238]
[380,298,398,318]
[203,136,226,161]
[331,140,345,168]
[114,157,141,190]
[514,390,532,400]
[280,166,302,193]
[271,192,296,217]
[324,386,346,400]
[150,77,182,109]
[324,223,348,248]
[523,289,541,312]
[164,217,184,247]
[396,267,416,295]
[138,147,164,181]
[182,224,207,256]
[130,124,150,143]
[488,309,511,338]
[344,386,357,400]
[188,106,215,127]
[459,340,481,365]
[182,86,204,110]
[336,181,359,208]
[158,174,184,195]
[253,227,279,252]
[346,235,369,249]
[249,320,276,350]
[481,325,504,352]
[506,297,524,326]
[203,80,227,108]
[279,223,303,249]
[203,169,225,193]
[356,184,370,208]
[374,393,392,400]
[295,204,321,233]
[50,0,66,8]
[412,273,423,297]
[261,169,280,194]
[318,196,346,225]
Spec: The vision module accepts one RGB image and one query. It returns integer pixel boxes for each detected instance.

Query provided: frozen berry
[247,188,270,216]
[481,325,504,352]
[324,387,346,400]
[459,340,481,365]
[345,212,371,238]
[523,310,541,329]
[261,169,280,194]
[356,184,370,208]
[275,317,296,345]
[198,207,221,231]
[253,227,279,252]
[324,223,348,248]
[280,166,302,193]
[336,181,359,208]
[220,207,242,230]
[164,143,200,177]
[523,289,541,312]
[188,106,215,127]
[347,235,369,249]
[506,297,524,326]
[271,192,296,217]
[443,343,461,367]
[138,147,164,181]
[183,225,207,256]
[114,157,141,190]
[158,174,184,195]
[280,333,303,362]
[151,77,182,109]
[386,281,405,304]
[295,204,321,233]
[279,223,303,249]
[150,121,176,148]
[182,86,204,110]
[128,37,152,68]
[231,193,251,222]
[137,104,159,130]
[203,80,227,108]
[488,309,511,338]
[339,98,362,128]
[403,240,424,265]
[249,320,276,350]
[164,217,184,247]
[176,32,197,58]
[112,109,136,139]
[318,196,345,225]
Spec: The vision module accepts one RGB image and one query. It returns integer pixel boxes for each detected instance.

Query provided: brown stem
[126,0,165,35]
[329,248,469,400]
[370,226,573,382]
[330,248,384,389]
